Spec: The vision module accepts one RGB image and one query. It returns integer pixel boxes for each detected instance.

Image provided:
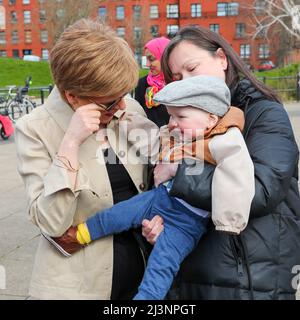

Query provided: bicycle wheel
[6,100,24,121]
[0,127,9,140]
[23,97,35,114]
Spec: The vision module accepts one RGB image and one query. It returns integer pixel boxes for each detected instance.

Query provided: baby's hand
[153,163,178,187]
[142,216,164,245]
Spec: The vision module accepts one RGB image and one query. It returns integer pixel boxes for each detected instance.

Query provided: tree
[249,0,300,40]
[240,0,300,65]
[39,0,98,47]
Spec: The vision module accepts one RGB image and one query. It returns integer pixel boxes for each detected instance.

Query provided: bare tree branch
[244,0,300,40]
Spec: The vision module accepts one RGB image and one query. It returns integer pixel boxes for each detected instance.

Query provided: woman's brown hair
[161,25,280,102]
[50,19,139,100]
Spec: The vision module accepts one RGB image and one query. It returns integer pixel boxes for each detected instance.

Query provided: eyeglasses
[88,96,124,111]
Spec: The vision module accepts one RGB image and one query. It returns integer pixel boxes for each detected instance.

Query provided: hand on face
[64,93,126,147]
[65,103,102,146]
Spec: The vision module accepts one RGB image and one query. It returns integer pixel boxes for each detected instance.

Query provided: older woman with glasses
[15,19,160,300]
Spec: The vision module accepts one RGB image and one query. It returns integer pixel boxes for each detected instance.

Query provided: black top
[135,75,170,128]
[168,79,300,300]
[103,148,144,300]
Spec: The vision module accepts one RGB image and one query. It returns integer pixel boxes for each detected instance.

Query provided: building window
[116,6,125,20]
[255,0,266,15]
[150,5,159,19]
[23,49,32,56]
[134,27,142,41]
[229,2,239,15]
[41,48,49,60]
[23,0,30,4]
[0,31,5,44]
[240,44,250,59]
[39,10,46,23]
[12,49,19,58]
[25,30,32,43]
[150,25,159,38]
[217,3,227,16]
[236,23,245,37]
[133,5,141,20]
[41,30,48,43]
[11,30,18,43]
[0,50,6,57]
[24,10,31,24]
[116,27,125,38]
[9,0,16,5]
[167,4,179,18]
[210,24,220,33]
[217,2,239,16]
[167,25,179,37]
[259,44,270,58]
[191,4,201,17]
[98,6,106,19]
[11,11,17,23]
[0,6,5,29]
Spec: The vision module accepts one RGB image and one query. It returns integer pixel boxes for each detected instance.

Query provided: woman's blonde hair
[50,19,139,99]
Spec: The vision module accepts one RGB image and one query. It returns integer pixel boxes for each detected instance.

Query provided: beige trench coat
[15,87,159,299]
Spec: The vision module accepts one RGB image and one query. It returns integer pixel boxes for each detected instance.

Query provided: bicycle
[1,76,36,122]
[6,90,36,122]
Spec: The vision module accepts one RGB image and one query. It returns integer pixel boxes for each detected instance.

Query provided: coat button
[139,183,146,191]
[118,151,125,158]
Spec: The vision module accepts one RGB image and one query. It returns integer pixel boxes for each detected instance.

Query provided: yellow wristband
[76,223,91,245]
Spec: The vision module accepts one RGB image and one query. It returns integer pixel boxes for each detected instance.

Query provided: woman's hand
[64,104,102,147]
[142,215,164,245]
[154,163,178,187]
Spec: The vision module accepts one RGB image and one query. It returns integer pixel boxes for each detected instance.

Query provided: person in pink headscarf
[135,37,171,127]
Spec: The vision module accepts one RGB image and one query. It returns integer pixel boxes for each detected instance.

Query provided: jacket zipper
[230,236,244,277]
[237,257,244,276]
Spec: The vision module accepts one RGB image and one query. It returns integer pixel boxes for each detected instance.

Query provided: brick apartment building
[0,0,49,59]
[0,0,277,69]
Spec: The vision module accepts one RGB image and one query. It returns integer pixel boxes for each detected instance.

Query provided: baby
[44,75,255,300]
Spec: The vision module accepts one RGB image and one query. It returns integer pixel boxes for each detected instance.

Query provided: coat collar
[231,78,264,109]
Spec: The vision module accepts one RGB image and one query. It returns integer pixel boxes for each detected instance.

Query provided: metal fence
[0,85,53,106]
[257,74,300,101]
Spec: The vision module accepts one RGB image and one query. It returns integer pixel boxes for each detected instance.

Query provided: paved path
[0,102,300,300]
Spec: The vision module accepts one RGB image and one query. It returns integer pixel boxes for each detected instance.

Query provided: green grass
[139,69,149,78]
[0,57,53,87]
[0,58,149,87]
[254,63,300,77]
